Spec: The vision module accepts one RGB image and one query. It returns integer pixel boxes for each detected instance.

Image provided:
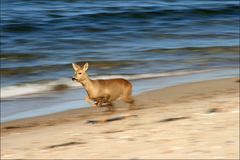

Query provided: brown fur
[72,63,135,109]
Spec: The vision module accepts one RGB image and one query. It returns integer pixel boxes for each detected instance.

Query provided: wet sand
[1,78,239,159]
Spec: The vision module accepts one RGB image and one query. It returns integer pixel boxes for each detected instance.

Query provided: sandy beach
[2,0,239,159]
[1,78,239,159]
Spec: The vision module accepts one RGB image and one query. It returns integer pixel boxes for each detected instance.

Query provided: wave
[1,63,70,76]
[78,5,239,19]
[0,78,79,99]
[2,22,41,33]
[1,53,45,61]
[142,45,239,54]
[2,45,238,75]
[2,4,238,33]
[0,69,218,99]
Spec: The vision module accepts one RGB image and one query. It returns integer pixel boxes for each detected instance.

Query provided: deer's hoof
[92,105,97,108]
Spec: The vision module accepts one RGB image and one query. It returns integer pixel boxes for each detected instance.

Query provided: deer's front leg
[85,96,97,108]
[94,97,105,107]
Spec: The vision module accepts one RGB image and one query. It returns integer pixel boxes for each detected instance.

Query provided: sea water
[1,0,239,122]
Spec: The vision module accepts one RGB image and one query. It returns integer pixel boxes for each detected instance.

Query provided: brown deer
[72,63,135,110]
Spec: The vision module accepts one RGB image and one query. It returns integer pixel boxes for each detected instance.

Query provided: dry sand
[1,78,239,159]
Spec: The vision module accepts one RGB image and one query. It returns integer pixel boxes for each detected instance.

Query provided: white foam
[91,69,215,80]
[1,78,80,99]
[0,69,217,99]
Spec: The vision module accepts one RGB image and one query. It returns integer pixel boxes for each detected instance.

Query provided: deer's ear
[83,62,88,71]
[72,63,80,71]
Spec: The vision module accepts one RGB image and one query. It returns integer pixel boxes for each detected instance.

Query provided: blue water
[0,0,239,122]
[1,0,239,88]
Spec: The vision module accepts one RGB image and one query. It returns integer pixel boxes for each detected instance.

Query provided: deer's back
[90,78,132,100]
[96,78,130,86]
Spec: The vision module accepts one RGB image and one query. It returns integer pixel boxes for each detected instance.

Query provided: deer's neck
[79,76,94,95]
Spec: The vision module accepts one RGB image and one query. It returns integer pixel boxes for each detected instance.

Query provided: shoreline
[1,77,239,159]
[1,77,239,134]
[1,67,238,123]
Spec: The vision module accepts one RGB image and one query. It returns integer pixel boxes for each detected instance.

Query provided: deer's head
[72,62,89,82]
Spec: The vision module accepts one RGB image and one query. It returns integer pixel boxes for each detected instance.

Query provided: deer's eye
[78,72,82,75]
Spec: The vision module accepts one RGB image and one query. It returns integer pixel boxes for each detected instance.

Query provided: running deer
[71,63,135,110]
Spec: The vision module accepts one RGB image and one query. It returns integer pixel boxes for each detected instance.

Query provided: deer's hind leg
[122,85,135,109]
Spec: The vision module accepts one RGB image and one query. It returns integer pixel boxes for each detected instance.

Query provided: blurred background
[1,0,239,122]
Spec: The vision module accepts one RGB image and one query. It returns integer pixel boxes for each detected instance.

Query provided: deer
[71,62,135,111]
